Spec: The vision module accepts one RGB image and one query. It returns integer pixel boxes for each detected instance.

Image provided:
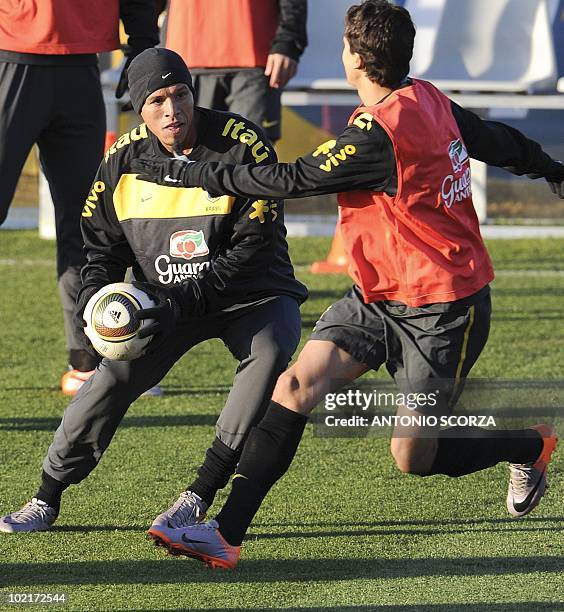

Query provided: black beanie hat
[128,48,194,114]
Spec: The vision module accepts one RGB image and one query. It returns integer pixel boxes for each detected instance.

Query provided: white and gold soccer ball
[83,282,155,361]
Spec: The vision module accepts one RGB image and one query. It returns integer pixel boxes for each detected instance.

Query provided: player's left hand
[265,53,298,89]
[73,284,103,358]
[132,281,182,349]
[129,157,194,187]
[545,161,564,198]
[116,40,156,99]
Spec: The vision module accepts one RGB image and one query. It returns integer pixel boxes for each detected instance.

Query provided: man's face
[140,83,194,151]
[342,36,361,85]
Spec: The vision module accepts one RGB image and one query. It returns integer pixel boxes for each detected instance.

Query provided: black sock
[69,349,101,372]
[188,437,240,508]
[216,401,308,547]
[35,471,68,513]
[429,427,543,477]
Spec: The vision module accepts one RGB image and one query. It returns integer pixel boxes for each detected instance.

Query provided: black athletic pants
[0,59,105,364]
[43,297,301,485]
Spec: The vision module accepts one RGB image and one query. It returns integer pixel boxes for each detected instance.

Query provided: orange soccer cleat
[149,519,241,569]
[60,369,95,396]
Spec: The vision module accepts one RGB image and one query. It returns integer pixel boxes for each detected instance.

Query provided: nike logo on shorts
[262,119,279,129]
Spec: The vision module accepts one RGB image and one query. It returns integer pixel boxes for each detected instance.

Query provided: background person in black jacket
[0,0,160,395]
[166,0,307,143]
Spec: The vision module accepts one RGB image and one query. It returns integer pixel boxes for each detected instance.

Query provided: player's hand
[129,157,194,187]
[265,53,297,89]
[545,161,564,198]
[73,285,102,358]
[116,59,131,100]
[132,281,182,348]
[116,40,155,99]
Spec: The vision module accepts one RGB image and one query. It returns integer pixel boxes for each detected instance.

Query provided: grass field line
[0,258,54,267]
[495,269,564,276]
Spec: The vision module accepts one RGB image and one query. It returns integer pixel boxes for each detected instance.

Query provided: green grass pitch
[0,231,562,611]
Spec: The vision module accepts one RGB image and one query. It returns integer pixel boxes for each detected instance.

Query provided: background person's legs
[193,70,281,142]
[227,69,282,142]
[193,73,230,111]
[0,62,51,226]
[37,65,106,373]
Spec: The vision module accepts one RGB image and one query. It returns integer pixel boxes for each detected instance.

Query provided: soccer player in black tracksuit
[0,49,307,536]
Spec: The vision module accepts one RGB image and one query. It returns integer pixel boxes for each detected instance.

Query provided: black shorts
[193,68,282,142]
[310,285,492,412]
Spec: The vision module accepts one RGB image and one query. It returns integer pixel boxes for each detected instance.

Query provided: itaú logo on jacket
[170,230,209,260]
[441,139,472,208]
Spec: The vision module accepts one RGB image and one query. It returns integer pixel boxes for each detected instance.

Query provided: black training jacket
[80,107,307,316]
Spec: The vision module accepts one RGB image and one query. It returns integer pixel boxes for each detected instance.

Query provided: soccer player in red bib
[131,1,562,568]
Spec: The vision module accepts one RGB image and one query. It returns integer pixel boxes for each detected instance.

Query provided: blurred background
[6,0,564,232]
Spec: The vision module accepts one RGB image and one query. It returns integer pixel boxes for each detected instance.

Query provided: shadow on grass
[179,607,560,612]
[0,414,219,431]
[492,312,564,322]
[2,385,232,396]
[2,556,562,587]
[247,524,563,540]
[50,525,146,533]
[301,319,321,329]
[253,516,564,529]
[493,286,564,297]
[247,515,564,540]
[307,289,348,300]
[38,515,563,539]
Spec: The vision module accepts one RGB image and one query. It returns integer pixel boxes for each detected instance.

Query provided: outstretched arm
[451,101,564,196]
[131,117,398,199]
[132,107,564,200]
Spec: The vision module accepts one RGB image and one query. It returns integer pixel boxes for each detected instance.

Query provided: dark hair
[345,0,416,87]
